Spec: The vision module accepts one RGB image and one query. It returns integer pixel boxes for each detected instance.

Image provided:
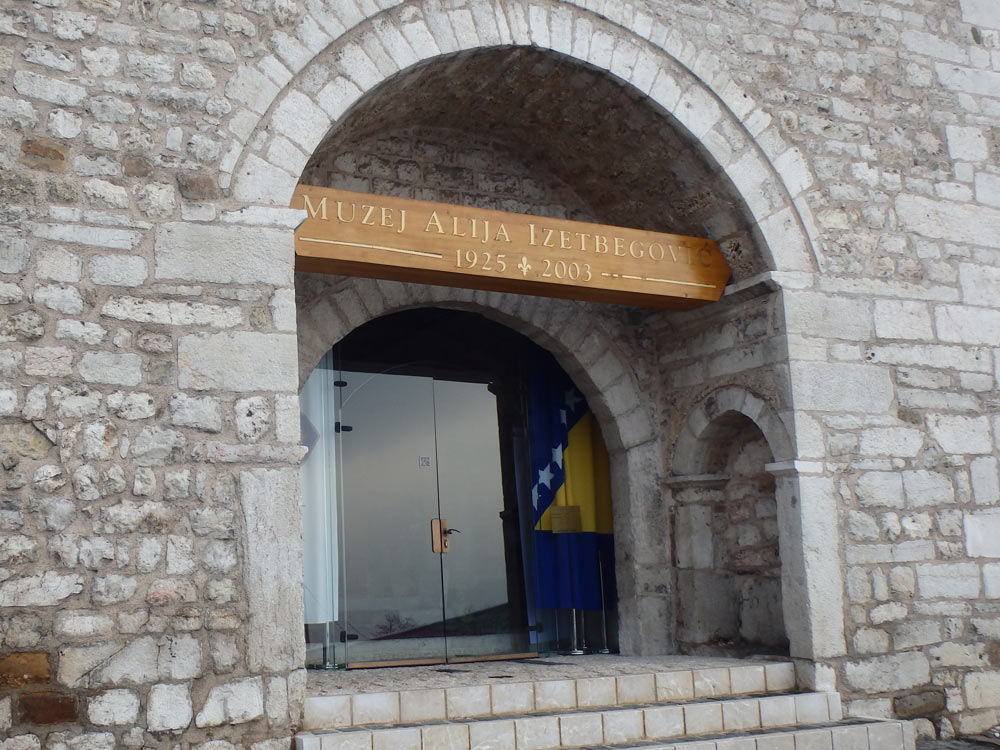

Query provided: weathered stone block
[0,423,52,459]
[195,676,264,727]
[844,652,930,693]
[176,172,220,200]
[89,256,148,286]
[0,652,50,688]
[132,427,186,466]
[54,611,114,640]
[241,469,305,672]
[235,396,270,442]
[916,562,980,599]
[148,683,192,731]
[18,693,76,725]
[965,671,1000,710]
[78,352,141,386]
[970,456,1000,505]
[903,471,955,507]
[25,346,73,376]
[894,689,946,719]
[20,136,68,173]
[790,362,893,413]
[87,689,139,726]
[154,222,293,285]
[783,292,871,340]
[856,472,904,508]
[13,70,86,106]
[874,300,933,341]
[965,510,1000,558]
[178,332,297,392]
[896,194,1000,250]
[927,414,992,454]
[0,572,82,607]
[146,579,197,606]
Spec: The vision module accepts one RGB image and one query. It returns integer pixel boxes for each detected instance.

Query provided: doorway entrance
[299,308,618,668]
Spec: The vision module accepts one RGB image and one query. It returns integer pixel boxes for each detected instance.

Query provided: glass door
[336,369,447,666]
[301,362,534,667]
[434,380,533,661]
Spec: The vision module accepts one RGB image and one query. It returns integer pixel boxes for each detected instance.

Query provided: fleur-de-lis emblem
[517,256,532,277]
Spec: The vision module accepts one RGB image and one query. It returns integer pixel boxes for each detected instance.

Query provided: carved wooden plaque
[292,185,731,309]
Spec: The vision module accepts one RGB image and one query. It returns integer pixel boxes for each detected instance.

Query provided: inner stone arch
[299,306,633,665]
[293,274,667,654]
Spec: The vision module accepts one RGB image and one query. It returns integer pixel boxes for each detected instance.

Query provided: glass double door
[301,359,532,667]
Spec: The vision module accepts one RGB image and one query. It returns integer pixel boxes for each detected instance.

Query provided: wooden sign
[292,185,730,309]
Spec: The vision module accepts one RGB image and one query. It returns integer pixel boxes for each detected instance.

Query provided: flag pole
[569,609,584,654]
[598,553,610,653]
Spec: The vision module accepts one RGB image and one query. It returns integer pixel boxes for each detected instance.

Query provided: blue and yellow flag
[529,352,614,611]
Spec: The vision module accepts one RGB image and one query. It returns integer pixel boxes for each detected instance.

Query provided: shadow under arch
[228,0,821,277]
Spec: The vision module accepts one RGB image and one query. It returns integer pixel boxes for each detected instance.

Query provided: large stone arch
[294,273,669,653]
[215,0,847,671]
[224,0,821,277]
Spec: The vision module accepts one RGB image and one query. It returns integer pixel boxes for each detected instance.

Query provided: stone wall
[0,0,999,745]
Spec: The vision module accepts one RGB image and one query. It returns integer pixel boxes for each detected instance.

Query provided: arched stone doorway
[299,307,626,666]
[225,0,843,699]
[295,279,665,655]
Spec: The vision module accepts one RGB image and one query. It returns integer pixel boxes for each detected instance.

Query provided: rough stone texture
[0,0,998,745]
[240,469,305,673]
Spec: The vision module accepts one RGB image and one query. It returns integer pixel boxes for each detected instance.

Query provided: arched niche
[670,387,847,666]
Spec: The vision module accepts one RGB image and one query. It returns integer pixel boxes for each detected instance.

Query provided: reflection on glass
[301,365,531,666]
[436,380,525,657]
[299,353,341,668]
[339,372,446,663]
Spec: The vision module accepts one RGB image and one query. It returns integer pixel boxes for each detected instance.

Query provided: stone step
[558,720,917,750]
[296,690,854,749]
[303,662,797,731]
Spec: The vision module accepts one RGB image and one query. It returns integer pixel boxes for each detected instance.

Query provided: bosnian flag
[529,351,614,611]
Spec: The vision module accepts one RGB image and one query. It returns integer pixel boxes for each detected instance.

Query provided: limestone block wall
[0,0,998,745]
[0,0,310,740]
[644,0,1000,737]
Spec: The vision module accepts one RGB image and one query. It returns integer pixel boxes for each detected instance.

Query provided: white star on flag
[531,484,539,508]
[538,464,554,488]
[559,408,567,425]
[552,444,563,468]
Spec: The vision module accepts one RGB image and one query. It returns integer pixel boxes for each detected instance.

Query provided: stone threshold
[303,656,797,731]
[305,654,793,696]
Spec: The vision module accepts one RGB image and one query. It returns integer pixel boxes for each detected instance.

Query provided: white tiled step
[553,720,913,750]
[587,720,916,750]
[668,721,916,750]
[303,662,797,730]
[296,691,845,750]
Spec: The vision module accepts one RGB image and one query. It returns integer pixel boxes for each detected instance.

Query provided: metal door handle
[444,528,461,535]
